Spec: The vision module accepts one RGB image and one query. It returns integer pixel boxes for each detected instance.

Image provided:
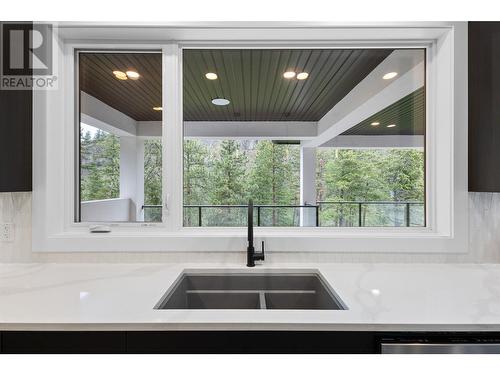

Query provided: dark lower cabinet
[126,331,376,354]
[0,331,126,354]
[1,331,500,354]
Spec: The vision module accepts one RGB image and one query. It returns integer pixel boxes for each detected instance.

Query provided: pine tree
[209,140,247,204]
[141,139,162,222]
[322,149,386,226]
[183,139,209,225]
[249,141,300,225]
[80,128,120,201]
[382,149,424,201]
[208,140,248,225]
[144,139,162,205]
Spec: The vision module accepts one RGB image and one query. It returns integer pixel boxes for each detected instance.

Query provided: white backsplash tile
[1,192,499,263]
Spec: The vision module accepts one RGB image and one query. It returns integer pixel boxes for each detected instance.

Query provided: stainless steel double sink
[155,270,346,310]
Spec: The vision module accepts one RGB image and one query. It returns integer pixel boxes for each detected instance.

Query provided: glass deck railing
[143,201,424,227]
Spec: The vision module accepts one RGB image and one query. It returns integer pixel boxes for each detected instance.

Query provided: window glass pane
[183,139,300,227]
[182,48,425,227]
[316,149,424,227]
[77,51,162,222]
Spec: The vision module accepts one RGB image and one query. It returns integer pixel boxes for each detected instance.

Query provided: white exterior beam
[304,50,425,148]
[321,135,424,149]
[137,120,318,139]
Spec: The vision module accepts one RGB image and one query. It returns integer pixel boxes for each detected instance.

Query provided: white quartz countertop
[1,262,500,331]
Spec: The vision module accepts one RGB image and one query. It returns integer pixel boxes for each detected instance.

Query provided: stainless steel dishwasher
[381,339,500,354]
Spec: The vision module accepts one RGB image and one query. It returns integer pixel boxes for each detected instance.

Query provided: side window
[77,51,163,222]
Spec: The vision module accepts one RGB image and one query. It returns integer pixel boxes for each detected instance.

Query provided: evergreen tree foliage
[143,139,163,222]
[209,140,247,205]
[144,139,162,205]
[248,141,300,225]
[183,139,209,225]
[80,128,120,201]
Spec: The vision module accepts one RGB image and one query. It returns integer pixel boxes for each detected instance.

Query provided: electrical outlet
[0,223,14,242]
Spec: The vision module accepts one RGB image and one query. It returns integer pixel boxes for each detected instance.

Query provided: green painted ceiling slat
[341,87,425,136]
[183,48,393,122]
[79,52,162,122]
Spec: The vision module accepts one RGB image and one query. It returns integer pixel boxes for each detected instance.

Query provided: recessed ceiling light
[370,122,380,126]
[153,106,162,111]
[383,72,398,80]
[296,72,309,80]
[113,70,127,80]
[205,72,218,80]
[126,70,140,80]
[211,98,230,106]
[387,124,396,128]
[283,71,296,79]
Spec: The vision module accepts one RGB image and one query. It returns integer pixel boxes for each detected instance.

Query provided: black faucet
[247,199,265,267]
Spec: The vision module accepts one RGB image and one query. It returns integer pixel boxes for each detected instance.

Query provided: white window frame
[32,22,468,253]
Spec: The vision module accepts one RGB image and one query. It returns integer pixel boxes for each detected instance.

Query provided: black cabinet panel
[469,22,500,191]
[0,20,33,192]
[0,88,32,192]
[126,331,376,354]
[1,332,126,353]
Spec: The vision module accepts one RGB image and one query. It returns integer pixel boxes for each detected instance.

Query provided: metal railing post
[315,205,319,227]
[198,206,202,227]
[257,206,261,226]
[358,203,363,227]
[406,203,410,227]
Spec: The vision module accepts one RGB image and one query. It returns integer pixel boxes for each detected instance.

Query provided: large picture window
[32,23,467,253]
[182,48,425,227]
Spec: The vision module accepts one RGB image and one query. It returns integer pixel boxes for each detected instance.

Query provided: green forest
[80,129,425,227]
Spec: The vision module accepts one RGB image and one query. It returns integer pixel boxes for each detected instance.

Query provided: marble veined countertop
[0,263,499,331]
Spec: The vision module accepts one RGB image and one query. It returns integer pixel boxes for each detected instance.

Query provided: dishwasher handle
[381,342,500,354]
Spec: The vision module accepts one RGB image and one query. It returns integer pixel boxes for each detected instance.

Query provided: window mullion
[162,43,183,231]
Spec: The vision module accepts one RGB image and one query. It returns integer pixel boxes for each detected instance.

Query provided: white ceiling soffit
[80,92,137,137]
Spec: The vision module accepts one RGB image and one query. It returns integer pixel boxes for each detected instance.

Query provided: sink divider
[185,289,316,310]
[259,292,267,309]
